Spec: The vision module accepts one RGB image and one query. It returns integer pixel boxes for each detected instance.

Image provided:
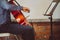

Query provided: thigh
[0,22,34,34]
[0,24,9,33]
[7,22,33,35]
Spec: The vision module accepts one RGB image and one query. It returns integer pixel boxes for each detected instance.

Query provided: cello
[9,0,29,25]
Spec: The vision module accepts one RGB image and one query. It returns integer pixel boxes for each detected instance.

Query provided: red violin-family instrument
[9,0,26,25]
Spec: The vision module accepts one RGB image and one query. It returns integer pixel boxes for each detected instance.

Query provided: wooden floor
[31,22,60,40]
[0,22,60,40]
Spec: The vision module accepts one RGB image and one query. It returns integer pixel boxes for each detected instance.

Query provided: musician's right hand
[22,7,30,13]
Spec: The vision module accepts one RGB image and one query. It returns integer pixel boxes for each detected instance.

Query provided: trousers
[0,22,35,40]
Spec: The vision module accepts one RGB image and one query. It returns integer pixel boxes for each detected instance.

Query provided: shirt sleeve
[0,0,23,11]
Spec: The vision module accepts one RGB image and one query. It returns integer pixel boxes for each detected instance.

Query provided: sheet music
[46,2,56,14]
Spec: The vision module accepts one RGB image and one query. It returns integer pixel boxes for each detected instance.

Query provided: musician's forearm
[0,0,23,11]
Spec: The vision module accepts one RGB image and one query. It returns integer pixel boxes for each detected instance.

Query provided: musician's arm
[0,0,23,11]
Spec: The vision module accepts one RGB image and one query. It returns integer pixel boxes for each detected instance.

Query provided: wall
[11,0,60,21]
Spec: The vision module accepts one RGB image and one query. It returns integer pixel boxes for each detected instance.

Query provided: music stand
[44,0,60,40]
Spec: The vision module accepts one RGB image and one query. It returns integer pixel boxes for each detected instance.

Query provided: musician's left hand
[22,7,30,13]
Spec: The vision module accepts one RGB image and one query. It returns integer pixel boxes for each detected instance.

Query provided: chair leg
[14,35,23,40]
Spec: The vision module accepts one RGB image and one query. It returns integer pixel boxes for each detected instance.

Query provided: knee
[25,25,34,31]
[23,25,34,33]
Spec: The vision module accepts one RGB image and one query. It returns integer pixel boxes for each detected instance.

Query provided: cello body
[9,1,26,25]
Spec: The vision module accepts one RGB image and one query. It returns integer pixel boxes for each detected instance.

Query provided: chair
[0,33,21,40]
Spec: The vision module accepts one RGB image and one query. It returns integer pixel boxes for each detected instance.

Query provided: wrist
[20,6,23,10]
